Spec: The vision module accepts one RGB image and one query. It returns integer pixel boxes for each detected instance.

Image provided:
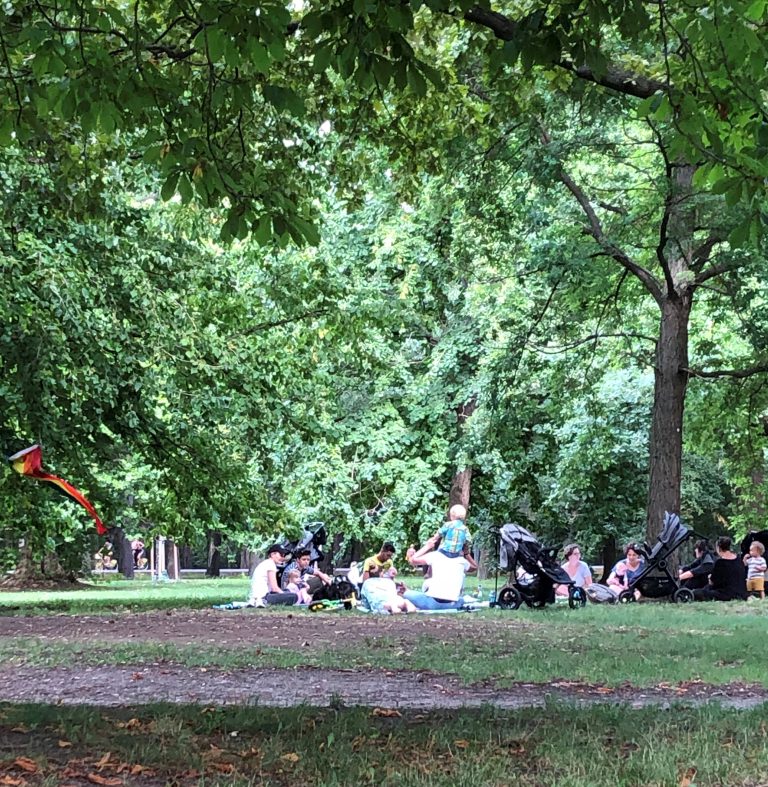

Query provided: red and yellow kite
[8,444,108,535]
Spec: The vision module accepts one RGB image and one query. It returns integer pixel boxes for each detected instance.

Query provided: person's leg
[692,587,716,601]
[265,591,298,606]
[403,591,460,610]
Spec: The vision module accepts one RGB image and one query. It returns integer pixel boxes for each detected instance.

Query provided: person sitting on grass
[280,548,331,595]
[607,543,644,597]
[360,565,416,614]
[283,568,312,605]
[248,544,298,608]
[435,504,471,559]
[678,539,715,591]
[743,540,767,599]
[404,534,475,611]
[556,544,593,597]
[362,542,397,582]
[693,536,747,602]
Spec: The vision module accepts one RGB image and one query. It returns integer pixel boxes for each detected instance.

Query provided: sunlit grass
[0,702,766,786]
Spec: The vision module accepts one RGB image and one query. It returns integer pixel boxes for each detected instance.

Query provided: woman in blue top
[607,543,645,596]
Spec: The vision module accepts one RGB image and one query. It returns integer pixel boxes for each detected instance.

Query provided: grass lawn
[1,579,768,785]
[0,702,766,786]
[2,579,768,688]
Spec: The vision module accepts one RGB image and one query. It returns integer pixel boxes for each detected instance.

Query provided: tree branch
[540,127,664,304]
[462,6,667,99]
[684,363,768,380]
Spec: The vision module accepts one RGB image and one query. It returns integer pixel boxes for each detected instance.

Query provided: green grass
[2,600,768,688]
[0,701,766,786]
[0,577,250,613]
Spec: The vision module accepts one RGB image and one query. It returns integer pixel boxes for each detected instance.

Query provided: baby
[284,568,312,605]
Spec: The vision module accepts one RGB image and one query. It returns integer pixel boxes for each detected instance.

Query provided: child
[435,504,471,559]
[743,541,767,599]
[284,568,312,605]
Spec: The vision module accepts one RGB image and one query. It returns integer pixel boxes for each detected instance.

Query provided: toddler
[744,541,767,599]
[284,568,312,605]
[435,504,471,559]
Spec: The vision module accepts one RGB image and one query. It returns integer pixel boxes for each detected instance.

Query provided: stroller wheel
[673,588,694,604]
[569,586,587,608]
[497,586,522,610]
[618,590,636,604]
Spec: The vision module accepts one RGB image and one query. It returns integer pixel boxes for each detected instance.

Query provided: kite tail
[34,472,109,535]
[9,444,108,535]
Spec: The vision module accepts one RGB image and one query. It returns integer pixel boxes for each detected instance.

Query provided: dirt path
[1,609,766,710]
[0,664,766,710]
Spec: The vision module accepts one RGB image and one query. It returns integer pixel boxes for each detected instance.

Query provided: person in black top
[678,539,715,590]
[693,536,747,601]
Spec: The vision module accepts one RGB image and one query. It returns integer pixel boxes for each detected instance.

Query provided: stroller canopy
[498,523,541,571]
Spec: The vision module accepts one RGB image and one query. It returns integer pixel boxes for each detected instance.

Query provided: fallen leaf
[9,726,29,734]
[130,672,143,681]
[212,762,235,774]
[0,776,26,786]
[680,766,697,787]
[12,759,37,774]
[96,752,111,769]
[86,775,122,786]
[453,740,470,749]
[371,708,402,718]
[280,753,300,763]
[58,741,73,748]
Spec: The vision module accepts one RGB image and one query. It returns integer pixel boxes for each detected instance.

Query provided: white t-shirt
[422,552,469,602]
[249,558,277,603]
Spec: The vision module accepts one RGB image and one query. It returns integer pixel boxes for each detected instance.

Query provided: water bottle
[489,590,497,606]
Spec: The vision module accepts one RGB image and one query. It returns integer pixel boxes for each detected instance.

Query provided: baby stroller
[495,524,587,610]
[617,512,696,604]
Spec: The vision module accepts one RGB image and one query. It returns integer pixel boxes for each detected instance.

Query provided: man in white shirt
[248,544,297,607]
[404,535,475,610]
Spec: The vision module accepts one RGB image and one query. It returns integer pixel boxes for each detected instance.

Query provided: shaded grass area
[2,601,768,688]
[0,578,251,613]
[0,701,766,786]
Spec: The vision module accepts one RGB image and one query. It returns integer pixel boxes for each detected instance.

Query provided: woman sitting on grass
[556,544,593,597]
[693,536,747,602]
[607,543,644,597]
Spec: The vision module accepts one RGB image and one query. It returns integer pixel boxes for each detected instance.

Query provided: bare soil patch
[1,609,767,710]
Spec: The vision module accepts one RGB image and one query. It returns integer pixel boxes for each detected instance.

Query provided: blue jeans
[403,590,462,610]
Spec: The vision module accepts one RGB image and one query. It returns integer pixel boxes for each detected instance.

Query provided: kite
[8,444,108,535]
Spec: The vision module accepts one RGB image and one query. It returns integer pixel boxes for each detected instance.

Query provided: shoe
[252,599,266,608]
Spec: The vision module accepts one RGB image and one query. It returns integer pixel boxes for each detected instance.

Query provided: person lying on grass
[360,565,416,614]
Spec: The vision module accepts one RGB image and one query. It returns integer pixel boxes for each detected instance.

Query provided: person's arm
[361,558,372,582]
[409,536,439,566]
[267,568,280,593]
[309,566,331,584]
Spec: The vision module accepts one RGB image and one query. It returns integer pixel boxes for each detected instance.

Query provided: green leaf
[178,173,193,204]
[206,29,227,62]
[248,41,270,73]
[160,172,179,201]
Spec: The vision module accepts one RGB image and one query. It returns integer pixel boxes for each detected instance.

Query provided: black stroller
[495,524,587,610]
[617,512,696,604]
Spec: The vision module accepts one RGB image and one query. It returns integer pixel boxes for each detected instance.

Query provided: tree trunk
[646,296,691,542]
[206,531,222,577]
[179,544,193,569]
[110,527,135,579]
[449,468,472,509]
